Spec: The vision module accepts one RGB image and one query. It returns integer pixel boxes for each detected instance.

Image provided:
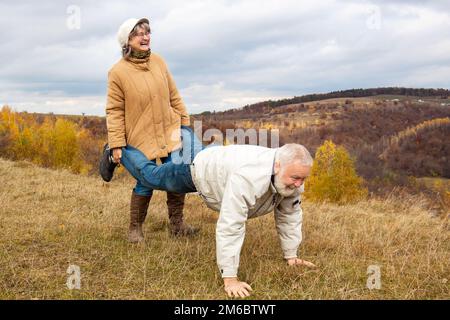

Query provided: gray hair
[122,22,151,58]
[275,143,313,167]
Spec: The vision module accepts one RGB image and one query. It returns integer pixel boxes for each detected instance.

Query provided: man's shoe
[99,143,118,182]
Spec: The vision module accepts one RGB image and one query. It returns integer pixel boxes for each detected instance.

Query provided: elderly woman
[100,17,199,242]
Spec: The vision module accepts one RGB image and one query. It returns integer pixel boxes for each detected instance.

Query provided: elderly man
[101,127,316,297]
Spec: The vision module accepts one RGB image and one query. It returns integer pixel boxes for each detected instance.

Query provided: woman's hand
[112,148,122,164]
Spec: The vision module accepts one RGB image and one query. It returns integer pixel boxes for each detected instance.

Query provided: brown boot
[166,192,199,237]
[128,191,151,243]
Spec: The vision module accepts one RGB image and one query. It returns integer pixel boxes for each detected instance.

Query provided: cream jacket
[191,145,304,277]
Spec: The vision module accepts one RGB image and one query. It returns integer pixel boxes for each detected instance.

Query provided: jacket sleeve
[274,193,303,259]
[105,70,127,148]
[161,59,190,126]
[216,173,258,278]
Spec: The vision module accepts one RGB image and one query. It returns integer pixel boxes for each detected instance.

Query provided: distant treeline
[196,99,450,186]
[199,87,450,116]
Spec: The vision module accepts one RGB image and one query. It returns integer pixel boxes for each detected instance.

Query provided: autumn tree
[304,140,368,204]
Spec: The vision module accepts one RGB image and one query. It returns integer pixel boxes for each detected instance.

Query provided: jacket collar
[125,55,151,71]
[270,150,278,194]
[269,180,277,194]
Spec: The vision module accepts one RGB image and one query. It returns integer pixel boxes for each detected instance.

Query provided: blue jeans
[132,154,173,196]
[120,126,204,195]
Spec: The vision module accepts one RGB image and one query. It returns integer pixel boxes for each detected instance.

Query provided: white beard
[273,174,298,198]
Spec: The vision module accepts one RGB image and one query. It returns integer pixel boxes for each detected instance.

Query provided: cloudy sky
[0,0,449,115]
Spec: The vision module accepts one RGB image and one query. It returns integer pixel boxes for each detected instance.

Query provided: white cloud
[0,0,449,116]
[0,89,106,115]
[181,82,288,113]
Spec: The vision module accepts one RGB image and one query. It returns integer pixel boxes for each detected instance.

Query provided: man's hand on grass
[223,277,253,298]
[286,258,317,268]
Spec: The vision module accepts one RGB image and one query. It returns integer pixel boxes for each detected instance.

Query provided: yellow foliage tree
[34,117,54,166]
[76,128,95,175]
[0,107,91,174]
[52,118,79,168]
[304,140,368,204]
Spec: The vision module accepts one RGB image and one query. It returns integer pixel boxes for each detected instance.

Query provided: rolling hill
[0,158,448,299]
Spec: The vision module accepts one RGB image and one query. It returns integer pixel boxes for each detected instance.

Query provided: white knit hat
[117,17,149,48]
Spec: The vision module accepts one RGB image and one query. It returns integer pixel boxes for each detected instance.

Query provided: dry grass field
[0,158,448,299]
